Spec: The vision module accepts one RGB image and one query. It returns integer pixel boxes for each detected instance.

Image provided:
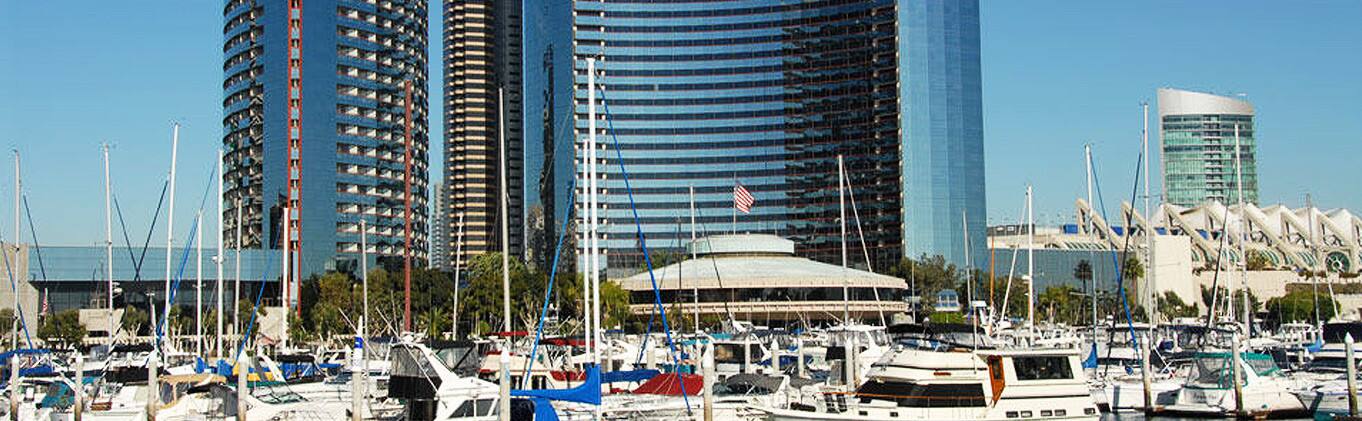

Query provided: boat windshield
[251,382,307,404]
[1188,353,1279,388]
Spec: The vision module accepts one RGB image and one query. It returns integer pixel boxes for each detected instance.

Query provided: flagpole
[732,173,737,235]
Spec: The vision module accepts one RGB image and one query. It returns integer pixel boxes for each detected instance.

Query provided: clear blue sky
[2,1,1359,247]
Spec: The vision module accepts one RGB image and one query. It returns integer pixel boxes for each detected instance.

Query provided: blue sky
[2,1,1359,247]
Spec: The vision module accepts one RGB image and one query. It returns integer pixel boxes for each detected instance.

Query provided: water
[1102,413,1319,421]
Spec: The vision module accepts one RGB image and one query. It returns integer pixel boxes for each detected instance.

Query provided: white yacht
[1152,351,1307,418]
[757,324,1100,421]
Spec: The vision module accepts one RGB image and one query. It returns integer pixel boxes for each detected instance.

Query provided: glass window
[1012,356,1073,381]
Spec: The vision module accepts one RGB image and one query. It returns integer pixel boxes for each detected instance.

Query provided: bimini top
[619,234,906,291]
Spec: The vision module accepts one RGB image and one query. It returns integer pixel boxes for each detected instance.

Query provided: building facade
[1158,88,1258,207]
[222,0,430,275]
[442,0,524,268]
[572,0,984,276]
[901,0,987,268]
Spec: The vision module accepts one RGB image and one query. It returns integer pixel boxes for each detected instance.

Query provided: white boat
[1152,351,1308,418]
[756,324,1100,421]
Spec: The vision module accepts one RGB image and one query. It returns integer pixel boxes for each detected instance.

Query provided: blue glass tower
[572,0,985,275]
[223,0,430,276]
[574,0,905,275]
[900,0,987,268]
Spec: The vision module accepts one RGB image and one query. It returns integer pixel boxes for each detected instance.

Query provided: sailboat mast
[1233,124,1249,331]
[838,155,849,325]
[1143,102,1157,323]
[104,144,115,333]
[216,148,225,357]
[360,218,368,339]
[689,186,698,332]
[587,58,602,369]
[451,211,463,339]
[165,123,180,327]
[233,197,242,344]
[196,210,203,356]
[1085,145,1097,341]
[1027,184,1035,330]
[498,87,512,421]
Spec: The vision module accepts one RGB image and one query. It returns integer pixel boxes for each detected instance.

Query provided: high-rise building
[430,182,448,270]
[1158,88,1258,207]
[572,0,985,275]
[900,0,987,267]
[441,0,524,267]
[222,0,430,275]
[524,1,575,274]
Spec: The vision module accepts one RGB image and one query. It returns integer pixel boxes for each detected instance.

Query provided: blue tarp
[601,369,658,384]
[512,364,601,405]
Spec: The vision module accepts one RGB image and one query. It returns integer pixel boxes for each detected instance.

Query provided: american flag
[734,183,755,214]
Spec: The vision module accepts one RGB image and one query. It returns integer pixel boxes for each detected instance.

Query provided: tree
[1246,250,1272,271]
[1265,290,1337,328]
[1037,286,1083,325]
[1158,291,1198,319]
[0,309,14,338]
[38,309,86,349]
[121,307,148,337]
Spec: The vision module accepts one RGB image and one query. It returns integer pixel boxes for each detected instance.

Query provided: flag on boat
[734,182,754,213]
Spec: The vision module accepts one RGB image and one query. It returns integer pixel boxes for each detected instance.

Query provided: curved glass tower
[574,0,985,275]
[223,0,430,275]
[575,0,904,275]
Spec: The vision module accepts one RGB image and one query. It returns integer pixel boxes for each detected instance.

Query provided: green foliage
[121,307,148,336]
[0,309,14,338]
[1037,285,1083,325]
[1158,291,1199,319]
[38,309,86,349]
[1245,250,1273,271]
[1264,290,1337,326]
[927,312,965,324]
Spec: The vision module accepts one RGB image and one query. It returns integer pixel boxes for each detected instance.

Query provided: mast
[587,58,602,372]
[403,80,414,333]
[233,197,242,345]
[281,207,291,348]
[689,186,698,332]
[1143,102,1157,323]
[581,58,594,360]
[216,148,224,357]
[11,150,19,340]
[360,218,368,385]
[165,123,180,327]
[1233,125,1249,332]
[497,87,513,421]
[1307,194,1321,330]
[1027,184,1035,331]
[1085,145,1098,344]
[451,211,463,339]
[838,155,849,325]
[196,211,203,356]
[104,144,115,338]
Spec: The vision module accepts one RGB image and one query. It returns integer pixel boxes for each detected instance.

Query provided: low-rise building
[618,234,907,327]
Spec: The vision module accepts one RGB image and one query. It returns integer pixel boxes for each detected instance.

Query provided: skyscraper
[442,0,524,266]
[222,0,430,275]
[1158,88,1259,207]
[900,0,987,268]
[430,182,448,270]
[572,0,985,275]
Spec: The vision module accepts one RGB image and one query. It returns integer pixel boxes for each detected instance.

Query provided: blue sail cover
[602,369,658,384]
[512,364,602,405]
[1082,345,1098,369]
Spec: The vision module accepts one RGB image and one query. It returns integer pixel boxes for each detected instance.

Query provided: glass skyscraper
[1158,88,1258,207]
[900,0,987,268]
[222,0,430,275]
[572,0,985,275]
